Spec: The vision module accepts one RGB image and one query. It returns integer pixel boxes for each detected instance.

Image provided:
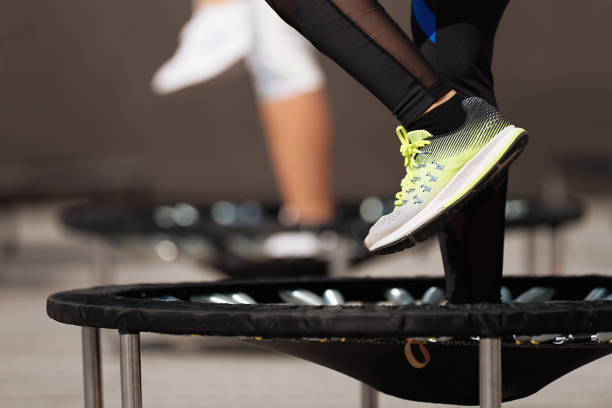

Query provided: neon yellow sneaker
[365,97,528,253]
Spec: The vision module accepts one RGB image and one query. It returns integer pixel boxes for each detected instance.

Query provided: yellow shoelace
[394,126,431,207]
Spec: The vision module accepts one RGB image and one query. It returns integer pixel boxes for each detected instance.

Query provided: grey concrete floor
[1,199,611,407]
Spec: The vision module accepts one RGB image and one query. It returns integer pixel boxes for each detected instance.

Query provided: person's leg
[265,0,527,253]
[366,0,524,253]
[247,0,333,225]
[411,0,509,107]
[410,0,511,303]
[265,0,454,127]
[258,91,334,225]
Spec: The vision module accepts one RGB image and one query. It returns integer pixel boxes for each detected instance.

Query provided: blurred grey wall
[1,0,611,202]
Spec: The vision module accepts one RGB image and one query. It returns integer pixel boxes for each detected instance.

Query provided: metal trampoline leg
[91,237,115,286]
[82,327,103,408]
[479,338,501,408]
[360,383,378,408]
[550,227,562,275]
[119,333,142,408]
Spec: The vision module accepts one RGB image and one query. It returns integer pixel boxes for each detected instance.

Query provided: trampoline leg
[119,333,142,408]
[82,327,103,408]
[360,383,378,408]
[526,228,536,276]
[479,338,501,408]
[550,227,562,275]
[91,238,115,286]
[327,237,351,276]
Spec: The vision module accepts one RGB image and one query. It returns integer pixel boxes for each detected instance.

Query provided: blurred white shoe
[151,0,251,94]
[262,231,322,259]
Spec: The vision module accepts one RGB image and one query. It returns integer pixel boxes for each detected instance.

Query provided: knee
[246,44,325,102]
[246,0,324,102]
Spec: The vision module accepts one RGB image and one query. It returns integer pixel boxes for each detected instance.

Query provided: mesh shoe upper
[365,97,512,249]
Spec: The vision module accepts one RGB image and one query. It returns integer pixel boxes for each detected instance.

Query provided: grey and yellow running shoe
[365,97,528,254]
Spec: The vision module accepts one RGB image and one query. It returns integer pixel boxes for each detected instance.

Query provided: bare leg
[259,90,334,225]
[423,90,456,115]
[194,0,230,8]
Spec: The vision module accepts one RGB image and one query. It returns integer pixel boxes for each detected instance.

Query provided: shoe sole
[369,125,529,255]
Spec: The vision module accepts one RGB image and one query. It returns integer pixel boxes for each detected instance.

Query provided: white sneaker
[262,231,322,259]
[151,0,251,94]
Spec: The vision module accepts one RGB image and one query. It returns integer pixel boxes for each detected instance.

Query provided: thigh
[247,0,324,101]
[411,0,509,104]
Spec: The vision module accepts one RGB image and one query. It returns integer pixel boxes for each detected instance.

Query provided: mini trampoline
[47,275,612,408]
[61,197,583,279]
[62,199,380,278]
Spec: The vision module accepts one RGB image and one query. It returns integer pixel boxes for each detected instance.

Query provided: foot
[151,0,251,94]
[364,97,528,253]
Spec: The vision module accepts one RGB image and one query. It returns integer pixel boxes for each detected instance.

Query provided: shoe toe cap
[364,205,421,250]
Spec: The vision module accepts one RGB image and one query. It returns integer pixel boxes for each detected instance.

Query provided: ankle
[407,91,466,137]
[279,204,335,227]
[422,90,457,117]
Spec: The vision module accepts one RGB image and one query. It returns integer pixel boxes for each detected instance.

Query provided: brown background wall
[1,0,610,202]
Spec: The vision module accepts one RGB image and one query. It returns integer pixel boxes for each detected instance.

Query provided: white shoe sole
[368,125,528,252]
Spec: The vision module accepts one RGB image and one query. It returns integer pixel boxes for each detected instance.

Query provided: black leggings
[264,0,509,125]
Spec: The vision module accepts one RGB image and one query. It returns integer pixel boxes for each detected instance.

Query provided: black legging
[264,0,509,124]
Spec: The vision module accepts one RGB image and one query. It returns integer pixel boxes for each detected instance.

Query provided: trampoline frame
[48,274,612,408]
[57,186,587,408]
[78,327,503,408]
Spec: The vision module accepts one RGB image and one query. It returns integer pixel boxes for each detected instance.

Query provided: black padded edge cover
[47,276,612,338]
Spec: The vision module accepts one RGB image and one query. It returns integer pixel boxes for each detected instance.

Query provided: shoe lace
[394,126,431,208]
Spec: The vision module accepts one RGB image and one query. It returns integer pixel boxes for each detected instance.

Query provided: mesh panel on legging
[411,0,509,106]
[265,0,452,125]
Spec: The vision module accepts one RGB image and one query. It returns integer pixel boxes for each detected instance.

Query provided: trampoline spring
[189,293,238,304]
[596,332,612,343]
[427,336,453,343]
[384,288,415,305]
[513,335,529,345]
[530,334,563,344]
[229,292,256,304]
[323,289,345,306]
[279,289,325,306]
[420,287,445,305]
[584,287,609,301]
[513,287,554,303]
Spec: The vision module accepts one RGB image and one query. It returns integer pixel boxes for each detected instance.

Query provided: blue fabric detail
[412,0,436,43]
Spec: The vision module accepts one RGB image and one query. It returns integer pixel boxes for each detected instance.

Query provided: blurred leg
[258,91,334,224]
[195,0,230,6]
[248,0,334,225]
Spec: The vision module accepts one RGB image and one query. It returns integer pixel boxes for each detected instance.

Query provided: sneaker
[364,97,528,253]
[150,0,251,94]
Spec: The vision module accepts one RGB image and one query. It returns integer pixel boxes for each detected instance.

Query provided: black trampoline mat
[247,337,610,405]
[47,275,612,338]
